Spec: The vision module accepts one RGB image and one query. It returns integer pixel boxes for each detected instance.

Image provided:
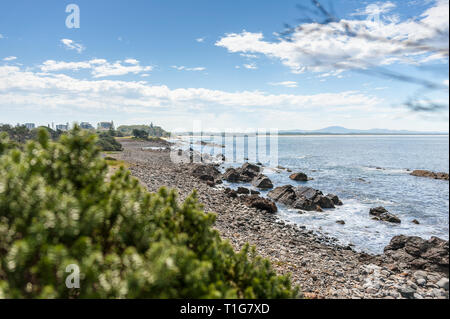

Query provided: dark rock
[241,195,278,213]
[190,164,222,184]
[222,163,262,183]
[336,220,345,225]
[250,190,261,195]
[384,235,449,273]
[252,174,273,189]
[223,168,241,182]
[268,185,341,212]
[237,187,250,194]
[289,172,308,182]
[327,194,343,206]
[410,170,449,181]
[241,162,261,178]
[412,219,420,225]
[369,207,401,224]
[224,187,238,198]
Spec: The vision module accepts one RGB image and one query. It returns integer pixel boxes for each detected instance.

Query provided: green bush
[96,135,123,151]
[0,127,298,299]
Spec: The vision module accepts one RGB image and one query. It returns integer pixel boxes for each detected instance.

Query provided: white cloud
[61,39,85,53]
[171,65,206,71]
[40,58,153,78]
[240,53,258,59]
[215,0,449,75]
[243,63,258,70]
[124,59,139,65]
[0,34,3,39]
[351,1,396,17]
[0,64,380,113]
[3,56,17,61]
[268,81,298,88]
[196,37,205,43]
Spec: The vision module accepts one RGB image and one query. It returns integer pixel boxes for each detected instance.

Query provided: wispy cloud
[196,37,205,43]
[243,63,257,70]
[60,39,85,53]
[40,58,152,78]
[268,81,298,88]
[3,56,17,61]
[0,34,4,39]
[171,65,206,71]
[216,0,449,76]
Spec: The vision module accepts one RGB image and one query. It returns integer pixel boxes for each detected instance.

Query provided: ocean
[175,134,449,254]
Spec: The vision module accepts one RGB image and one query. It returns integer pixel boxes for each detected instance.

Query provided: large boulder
[223,168,241,182]
[410,170,449,181]
[191,164,221,183]
[241,195,278,213]
[384,235,449,273]
[326,194,343,206]
[289,172,308,181]
[252,174,273,189]
[268,185,341,212]
[222,163,261,183]
[369,207,401,224]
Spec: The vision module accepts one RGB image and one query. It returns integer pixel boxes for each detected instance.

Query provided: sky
[0,0,449,132]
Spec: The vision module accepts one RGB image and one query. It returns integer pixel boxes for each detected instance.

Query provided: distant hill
[280,126,448,135]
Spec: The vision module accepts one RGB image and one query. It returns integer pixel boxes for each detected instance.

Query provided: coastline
[116,138,449,299]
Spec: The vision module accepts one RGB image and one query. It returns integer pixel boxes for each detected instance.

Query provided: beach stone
[412,219,420,225]
[416,278,427,286]
[252,174,274,189]
[436,278,449,291]
[336,220,345,225]
[399,287,416,299]
[369,207,401,224]
[289,172,308,181]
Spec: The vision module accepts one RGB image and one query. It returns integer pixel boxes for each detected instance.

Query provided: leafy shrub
[0,128,298,298]
[96,135,123,151]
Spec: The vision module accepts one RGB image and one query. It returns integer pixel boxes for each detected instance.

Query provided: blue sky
[0,0,448,132]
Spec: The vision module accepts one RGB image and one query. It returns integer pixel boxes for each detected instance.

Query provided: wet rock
[223,168,242,182]
[268,185,341,212]
[326,194,344,206]
[289,172,308,182]
[241,195,278,213]
[241,162,261,179]
[383,235,449,273]
[369,207,401,224]
[410,170,449,181]
[222,163,261,183]
[336,220,346,225]
[252,174,274,189]
[412,219,420,225]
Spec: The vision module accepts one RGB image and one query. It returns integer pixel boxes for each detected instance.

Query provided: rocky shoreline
[116,139,449,299]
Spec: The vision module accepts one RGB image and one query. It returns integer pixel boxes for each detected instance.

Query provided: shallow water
[175,135,449,254]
